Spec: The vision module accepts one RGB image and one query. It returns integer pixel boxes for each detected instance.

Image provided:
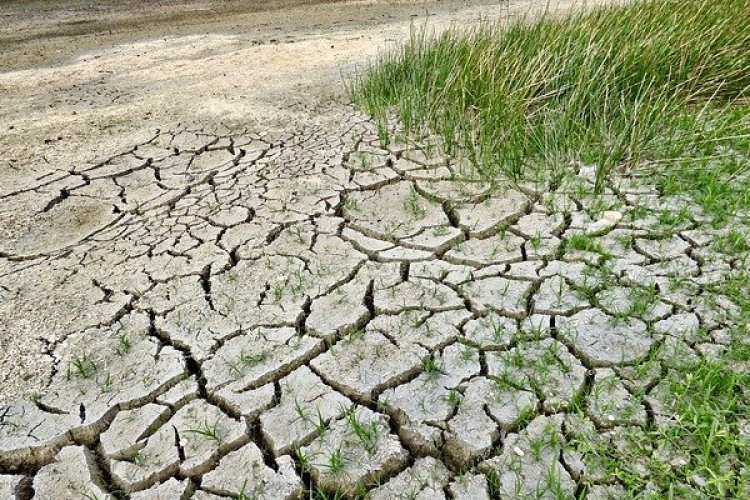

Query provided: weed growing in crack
[490,370,524,393]
[523,322,546,342]
[289,268,308,295]
[324,446,346,474]
[553,276,567,306]
[346,411,379,454]
[485,469,502,499]
[491,320,510,343]
[115,332,132,356]
[343,328,365,345]
[314,408,328,438]
[359,155,371,170]
[565,233,605,255]
[293,400,328,437]
[658,206,692,229]
[528,422,562,462]
[306,482,347,500]
[419,319,435,339]
[240,348,268,368]
[98,372,114,393]
[422,355,445,380]
[529,232,543,253]
[127,449,146,466]
[375,396,391,413]
[66,354,97,380]
[236,480,253,500]
[542,462,575,500]
[293,398,310,425]
[624,284,661,319]
[459,344,475,362]
[225,360,243,379]
[184,418,223,443]
[444,388,462,409]
[404,186,427,219]
[714,229,750,257]
[294,444,313,471]
[236,479,270,500]
[614,232,635,250]
[273,283,285,302]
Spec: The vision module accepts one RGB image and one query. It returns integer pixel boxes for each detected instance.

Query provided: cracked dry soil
[1,1,747,499]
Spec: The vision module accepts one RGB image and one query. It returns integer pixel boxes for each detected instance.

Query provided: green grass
[584,345,750,499]
[565,270,750,499]
[66,354,97,380]
[350,0,750,220]
[657,357,749,497]
[346,410,380,454]
[183,419,223,443]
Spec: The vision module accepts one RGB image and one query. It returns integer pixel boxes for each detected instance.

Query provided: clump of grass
[66,354,97,380]
[324,446,346,474]
[351,0,750,212]
[657,357,749,497]
[346,411,380,454]
[183,419,223,443]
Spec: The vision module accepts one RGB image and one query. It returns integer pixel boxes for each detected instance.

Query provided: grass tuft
[351,0,750,217]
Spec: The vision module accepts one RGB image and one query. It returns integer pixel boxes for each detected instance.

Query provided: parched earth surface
[1,1,748,500]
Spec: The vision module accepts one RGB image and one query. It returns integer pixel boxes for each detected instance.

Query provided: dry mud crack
[0,101,747,499]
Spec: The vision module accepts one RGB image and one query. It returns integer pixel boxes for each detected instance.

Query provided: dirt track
[0,0,490,73]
